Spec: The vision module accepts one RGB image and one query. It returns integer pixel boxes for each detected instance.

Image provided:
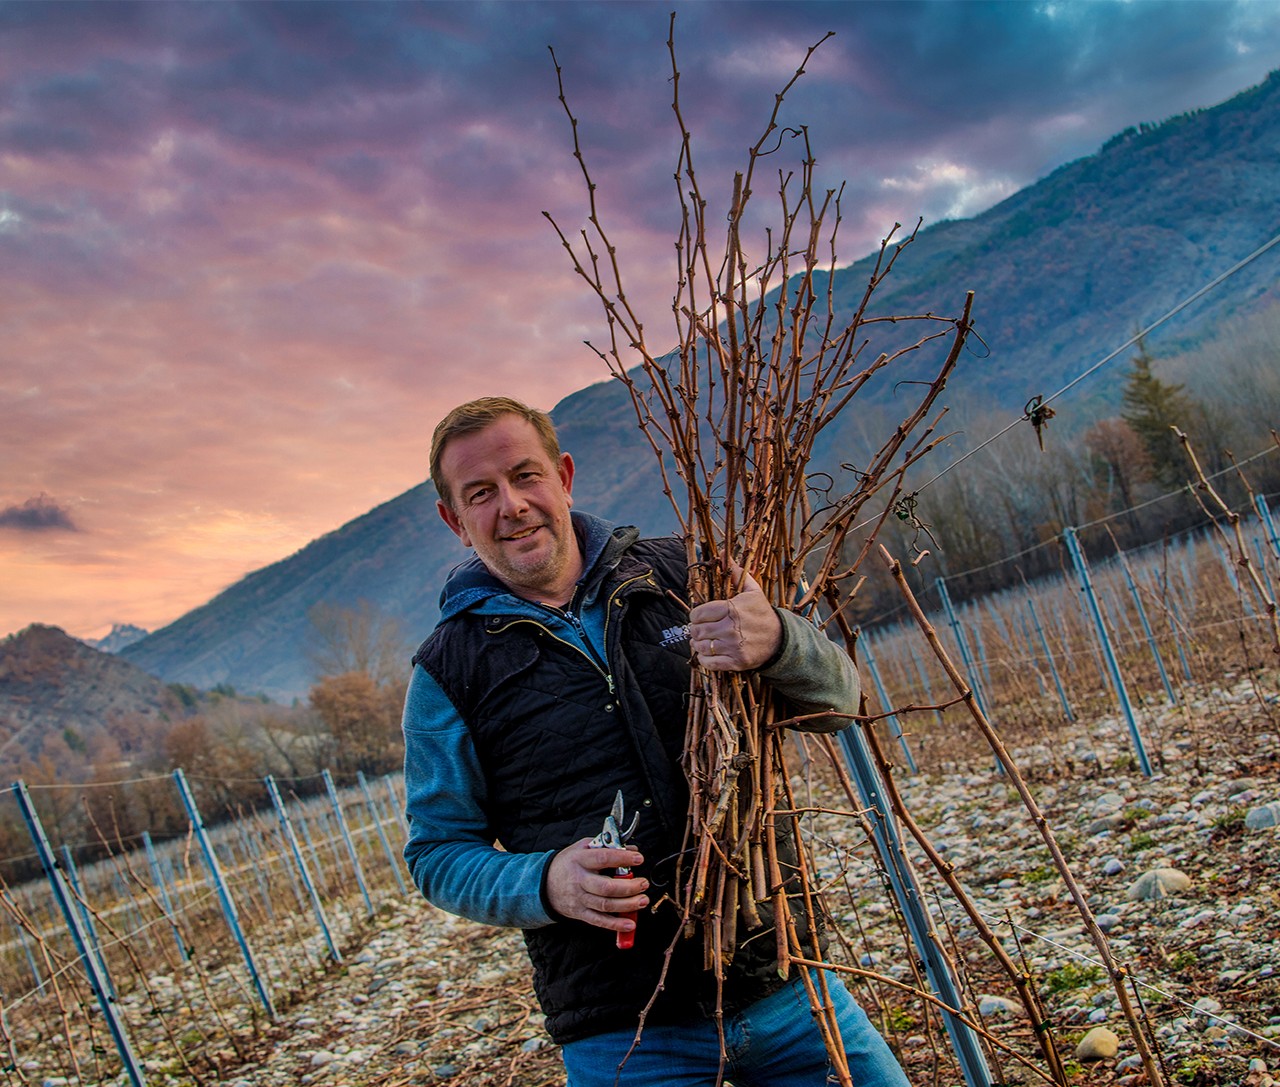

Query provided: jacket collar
[438,511,638,621]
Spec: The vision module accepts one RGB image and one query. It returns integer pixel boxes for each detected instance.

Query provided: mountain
[84,623,150,654]
[123,72,1280,701]
[0,624,186,766]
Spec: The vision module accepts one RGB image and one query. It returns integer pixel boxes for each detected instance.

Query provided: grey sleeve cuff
[759,608,860,733]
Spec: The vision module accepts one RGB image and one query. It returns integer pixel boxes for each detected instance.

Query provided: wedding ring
[710,639,716,654]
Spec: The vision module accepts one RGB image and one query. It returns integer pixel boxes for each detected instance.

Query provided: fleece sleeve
[758,608,861,734]
[400,664,555,928]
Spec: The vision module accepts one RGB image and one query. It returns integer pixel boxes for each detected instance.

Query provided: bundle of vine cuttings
[547,17,973,1076]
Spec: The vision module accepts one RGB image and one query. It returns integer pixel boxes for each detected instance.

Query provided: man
[402,397,909,1086]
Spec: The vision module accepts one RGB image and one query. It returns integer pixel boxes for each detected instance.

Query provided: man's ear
[559,452,575,507]
[437,499,472,548]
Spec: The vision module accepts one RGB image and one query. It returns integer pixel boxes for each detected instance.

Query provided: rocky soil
[14,685,1280,1087]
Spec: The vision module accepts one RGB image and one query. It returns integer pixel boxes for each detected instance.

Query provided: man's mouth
[503,525,543,542]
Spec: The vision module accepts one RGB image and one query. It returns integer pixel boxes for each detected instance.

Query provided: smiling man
[400,396,909,1086]
[433,409,583,605]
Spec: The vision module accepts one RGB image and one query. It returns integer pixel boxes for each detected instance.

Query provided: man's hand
[689,562,782,671]
[546,839,649,935]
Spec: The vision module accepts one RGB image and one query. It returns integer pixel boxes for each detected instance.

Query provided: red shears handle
[616,867,637,950]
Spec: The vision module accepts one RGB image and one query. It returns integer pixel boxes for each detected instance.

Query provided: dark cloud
[0,495,80,533]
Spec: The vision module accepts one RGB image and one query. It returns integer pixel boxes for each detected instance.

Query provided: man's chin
[496,548,553,581]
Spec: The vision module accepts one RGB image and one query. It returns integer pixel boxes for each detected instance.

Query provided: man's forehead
[442,418,553,476]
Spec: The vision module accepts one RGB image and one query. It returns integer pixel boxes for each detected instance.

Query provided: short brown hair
[430,397,561,507]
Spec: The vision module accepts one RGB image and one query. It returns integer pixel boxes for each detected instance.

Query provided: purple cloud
[0,495,79,533]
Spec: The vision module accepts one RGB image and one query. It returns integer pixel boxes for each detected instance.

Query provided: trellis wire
[1,509,1273,1084]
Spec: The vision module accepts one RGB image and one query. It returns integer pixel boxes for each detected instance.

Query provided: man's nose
[497,482,529,517]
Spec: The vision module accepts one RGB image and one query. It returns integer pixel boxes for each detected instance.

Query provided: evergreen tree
[1121,338,1196,488]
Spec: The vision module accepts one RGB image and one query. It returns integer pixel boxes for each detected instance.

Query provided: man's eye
[467,489,490,504]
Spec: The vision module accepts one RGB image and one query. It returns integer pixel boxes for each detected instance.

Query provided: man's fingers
[545,841,649,932]
[584,870,649,900]
[587,885,649,912]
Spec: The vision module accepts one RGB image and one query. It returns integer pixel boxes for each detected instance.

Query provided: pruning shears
[589,790,640,949]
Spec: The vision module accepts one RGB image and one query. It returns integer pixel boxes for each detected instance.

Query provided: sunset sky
[3,0,1278,643]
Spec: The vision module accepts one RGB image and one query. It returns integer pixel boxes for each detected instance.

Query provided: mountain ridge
[120,71,1280,701]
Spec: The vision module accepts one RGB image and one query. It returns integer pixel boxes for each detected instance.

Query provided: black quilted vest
[414,531,794,1043]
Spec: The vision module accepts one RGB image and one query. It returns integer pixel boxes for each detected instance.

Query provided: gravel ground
[14,684,1280,1087]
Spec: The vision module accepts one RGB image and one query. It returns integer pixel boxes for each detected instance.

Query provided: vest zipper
[486,571,659,699]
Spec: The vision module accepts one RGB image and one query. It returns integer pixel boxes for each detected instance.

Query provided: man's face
[435,414,581,603]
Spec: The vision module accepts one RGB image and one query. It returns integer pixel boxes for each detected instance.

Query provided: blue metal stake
[906,642,946,725]
[323,770,375,918]
[1063,528,1153,776]
[142,832,188,963]
[1258,495,1280,564]
[1103,581,1136,645]
[113,872,151,957]
[359,772,409,895]
[1211,535,1254,615]
[13,781,145,1087]
[969,614,994,696]
[11,915,45,993]
[860,636,918,773]
[936,579,992,720]
[1026,597,1074,721]
[59,845,116,1000]
[292,802,330,888]
[265,776,341,962]
[1067,559,1112,692]
[984,598,1013,649]
[235,821,277,921]
[172,769,276,1019]
[1164,595,1196,684]
[258,808,309,914]
[792,579,992,1085]
[1176,543,1198,618]
[1254,536,1274,596]
[1120,561,1176,705]
[383,774,405,832]
[836,718,993,1087]
[937,578,1002,774]
[319,809,348,877]
[1015,610,1049,698]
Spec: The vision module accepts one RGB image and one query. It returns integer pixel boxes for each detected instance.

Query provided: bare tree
[307,600,407,688]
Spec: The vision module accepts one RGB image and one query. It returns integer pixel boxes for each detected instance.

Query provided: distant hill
[0,624,186,766]
[84,623,150,654]
[122,71,1280,701]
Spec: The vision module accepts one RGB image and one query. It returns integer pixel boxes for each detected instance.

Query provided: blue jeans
[561,974,911,1086]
